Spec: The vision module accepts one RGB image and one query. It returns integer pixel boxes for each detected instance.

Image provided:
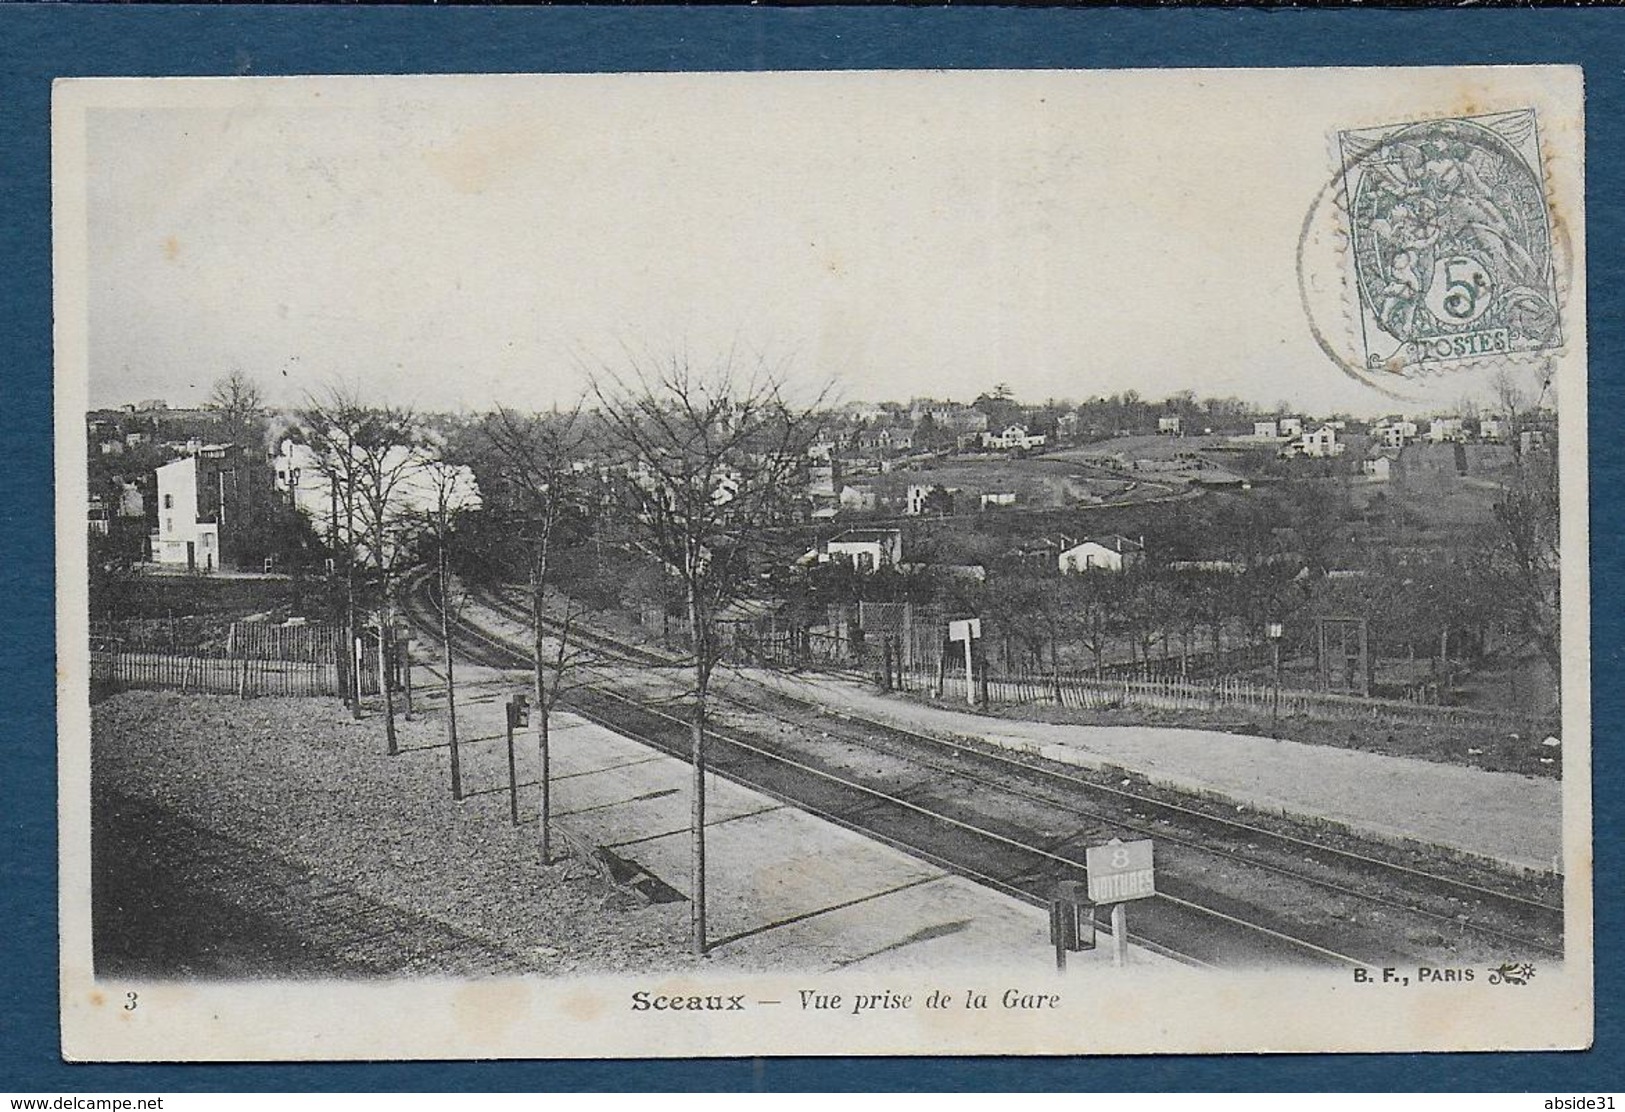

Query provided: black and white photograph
[54,67,1591,1060]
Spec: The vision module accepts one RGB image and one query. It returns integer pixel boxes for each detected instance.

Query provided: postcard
[55,66,1590,1059]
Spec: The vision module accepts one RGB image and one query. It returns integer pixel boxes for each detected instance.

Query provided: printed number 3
[124,992,138,1011]
[1111,848,1130,869]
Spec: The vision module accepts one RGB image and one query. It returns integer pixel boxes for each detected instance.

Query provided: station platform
[744,670,1565,875]
[429,668,1165,972]
[543,711,1165,972]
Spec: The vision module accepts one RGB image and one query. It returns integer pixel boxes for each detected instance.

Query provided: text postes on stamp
[1338,110,1561,376]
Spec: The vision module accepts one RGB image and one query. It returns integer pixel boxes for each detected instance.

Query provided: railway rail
[400,568,1562,968]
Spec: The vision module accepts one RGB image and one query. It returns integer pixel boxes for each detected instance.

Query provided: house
[853,428,884,453]
[821,529,903,573]
[1427,417,1466,443]
[1157,415,1182,436]
[87,496,111,536]
[855,426,913,454]
[116,480,145,518]
[1371,418,1419,449]
[880,427,914,452]
[979,491,1017,510]
[981,425,1046,451]
[152,444,246,571]
[838,484,877,512]
[1296,424,1346,458]
[1479,416,1507,442]
[1058,534,1145,574]
[906,483,956,517]
[928,405,989,433]
[1055,413,1081,440]
[1253,420,1279,439]
[1003,534,1075,573]
[1278,417,1304,438]
[1362,451,1398,482]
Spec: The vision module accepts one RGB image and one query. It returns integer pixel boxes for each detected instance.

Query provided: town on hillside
[89,373,1559,727]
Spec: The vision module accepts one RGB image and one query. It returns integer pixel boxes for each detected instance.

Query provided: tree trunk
[538,706,552,864]
[532,571,552,865]
[439,548,462,801]
[347,568,362,719]
[687,587,709,957]
[380,597,398,756]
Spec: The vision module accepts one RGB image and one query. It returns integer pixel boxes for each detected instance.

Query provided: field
[1048,433,1232,463]
[869,451,1161,510]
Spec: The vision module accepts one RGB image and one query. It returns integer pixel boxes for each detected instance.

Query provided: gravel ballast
[91,687,689,979]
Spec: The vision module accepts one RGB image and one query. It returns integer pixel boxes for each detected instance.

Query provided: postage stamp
[1337,110,1563,376]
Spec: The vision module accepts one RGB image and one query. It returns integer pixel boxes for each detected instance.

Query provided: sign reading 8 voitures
[1086,839,1156,904]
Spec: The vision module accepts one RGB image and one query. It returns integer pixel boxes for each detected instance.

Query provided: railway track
[401,569,1563,968]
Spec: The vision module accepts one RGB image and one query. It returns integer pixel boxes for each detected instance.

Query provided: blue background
[2,5,1618,1092]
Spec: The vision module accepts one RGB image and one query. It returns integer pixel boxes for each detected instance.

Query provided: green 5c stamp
[1338,110,1562,375]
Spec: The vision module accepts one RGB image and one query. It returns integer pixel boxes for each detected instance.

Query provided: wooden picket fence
[90,621,356,698]
[910,659,1555,735]
[739,624,1554,736]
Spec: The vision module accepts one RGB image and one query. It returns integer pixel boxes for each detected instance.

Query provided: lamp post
[1266,621,1284,736]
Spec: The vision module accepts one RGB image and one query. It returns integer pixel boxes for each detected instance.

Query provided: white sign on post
[947,618,981,706]
[1085,838,1156,903]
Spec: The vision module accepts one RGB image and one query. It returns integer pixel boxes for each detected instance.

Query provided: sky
[70,68,1584,418]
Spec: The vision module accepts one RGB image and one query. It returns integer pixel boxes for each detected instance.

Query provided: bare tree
[480,404,592,862]
[1494,444,1561,679]
[1488,368,1561,682]
[593,353,827,956]
[987,571,1065,699]
[353,407,428,757]
[208,369,267,449]
[294,385,370,719]
[1058,572,1119,678]
[295,385,426,750]
[413,455,483,800]
[205,370,273,569]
